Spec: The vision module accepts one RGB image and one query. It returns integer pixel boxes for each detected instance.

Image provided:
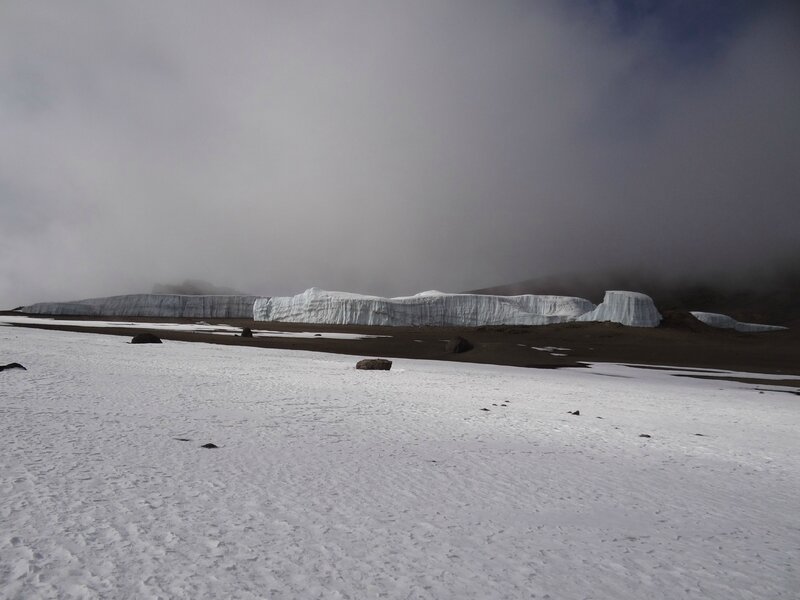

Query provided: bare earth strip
[2,311,799,376]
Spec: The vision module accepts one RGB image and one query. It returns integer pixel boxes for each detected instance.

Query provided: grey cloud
[1,1,798,307]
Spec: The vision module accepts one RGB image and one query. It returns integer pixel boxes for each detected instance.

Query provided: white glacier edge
[690,311,787,333]
[26,289,794,332]
[21,294,259,319]
[253,288,663,328]
[575,290,662,328]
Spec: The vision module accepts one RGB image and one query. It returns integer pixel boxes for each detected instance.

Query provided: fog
[1,1,799,307]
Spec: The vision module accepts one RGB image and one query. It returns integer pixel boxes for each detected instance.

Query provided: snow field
[0,316,387,340]
[1,327,798,599]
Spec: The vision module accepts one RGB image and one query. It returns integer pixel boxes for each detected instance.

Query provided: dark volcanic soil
[3,311,799,376]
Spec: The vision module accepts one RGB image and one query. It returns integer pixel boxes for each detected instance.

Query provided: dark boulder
[356,358,392,370]
[131,333,162,344]
[445,336,473,354]
[200,443,219,449]
[241,327,253,338]
[0,362,26,371]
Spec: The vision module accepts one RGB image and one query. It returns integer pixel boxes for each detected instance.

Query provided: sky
[1,1,799,306]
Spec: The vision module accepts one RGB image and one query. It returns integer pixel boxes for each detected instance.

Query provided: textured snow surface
[21,294,259,318]
[690,311,788,333]
[2,328,799,599]
[254,287,596,326]
[576,290,662,327]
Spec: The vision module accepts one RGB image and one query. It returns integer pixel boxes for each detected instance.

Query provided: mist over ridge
[1,1,798,308]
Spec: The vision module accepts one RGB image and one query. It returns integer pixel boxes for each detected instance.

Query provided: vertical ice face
[253,288,597,326]
[690,311,787,332]
[574,291,662,327]
[19,289,672,327]
[21,295,259,318]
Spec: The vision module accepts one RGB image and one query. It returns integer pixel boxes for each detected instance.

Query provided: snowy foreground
[1,328,798,599]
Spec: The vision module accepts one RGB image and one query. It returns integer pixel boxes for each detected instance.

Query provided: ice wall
[575,291,662,327]
[21,294,259,319]
[253,288,597,327]
[690,311,787,333]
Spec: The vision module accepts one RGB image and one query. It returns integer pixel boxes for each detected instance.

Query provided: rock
[445,336,473,354]
[241,327,253,338]
[568,410,580,416]
[356,358,392,370]
[200,443,219,449]
[480,408,490,411]
[0,362,26,371]
[639,434,652,438]
[131,333,162,344]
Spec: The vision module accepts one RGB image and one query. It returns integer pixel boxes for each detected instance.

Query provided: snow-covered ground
[0,316,387,340]
[1,327,798,599]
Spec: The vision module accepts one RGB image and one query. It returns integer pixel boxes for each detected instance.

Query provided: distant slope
[468,265,800,327]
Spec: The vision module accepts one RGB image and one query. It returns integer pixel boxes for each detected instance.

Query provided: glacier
[253,288,596,326]
[253,288,662,328]
[690,311,787,333]
[18,288,666,327]
[575,290,662,328]
[21,294,259,319]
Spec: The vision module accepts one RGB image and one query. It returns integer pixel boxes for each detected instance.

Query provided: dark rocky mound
[0,362,26,371]
[200,443,219,449]
[356,358,392,370]
[241,327,253,338]
[445,336,473,354]
[130,333,163,344]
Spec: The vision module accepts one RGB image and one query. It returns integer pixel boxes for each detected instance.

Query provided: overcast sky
[1,1,799,306]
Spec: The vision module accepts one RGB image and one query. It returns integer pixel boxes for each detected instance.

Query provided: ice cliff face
[253,288,596,327]
[20,289,667,327]
[575,290,662,328]
[690,311,787,333]
[21,295,259,319]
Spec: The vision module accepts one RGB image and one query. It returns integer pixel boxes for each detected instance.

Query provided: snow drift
[21,294,258,319]
[575,290,662,328]
[3,327,799,599]
[253,288,662,327]
[690,311,787,333]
